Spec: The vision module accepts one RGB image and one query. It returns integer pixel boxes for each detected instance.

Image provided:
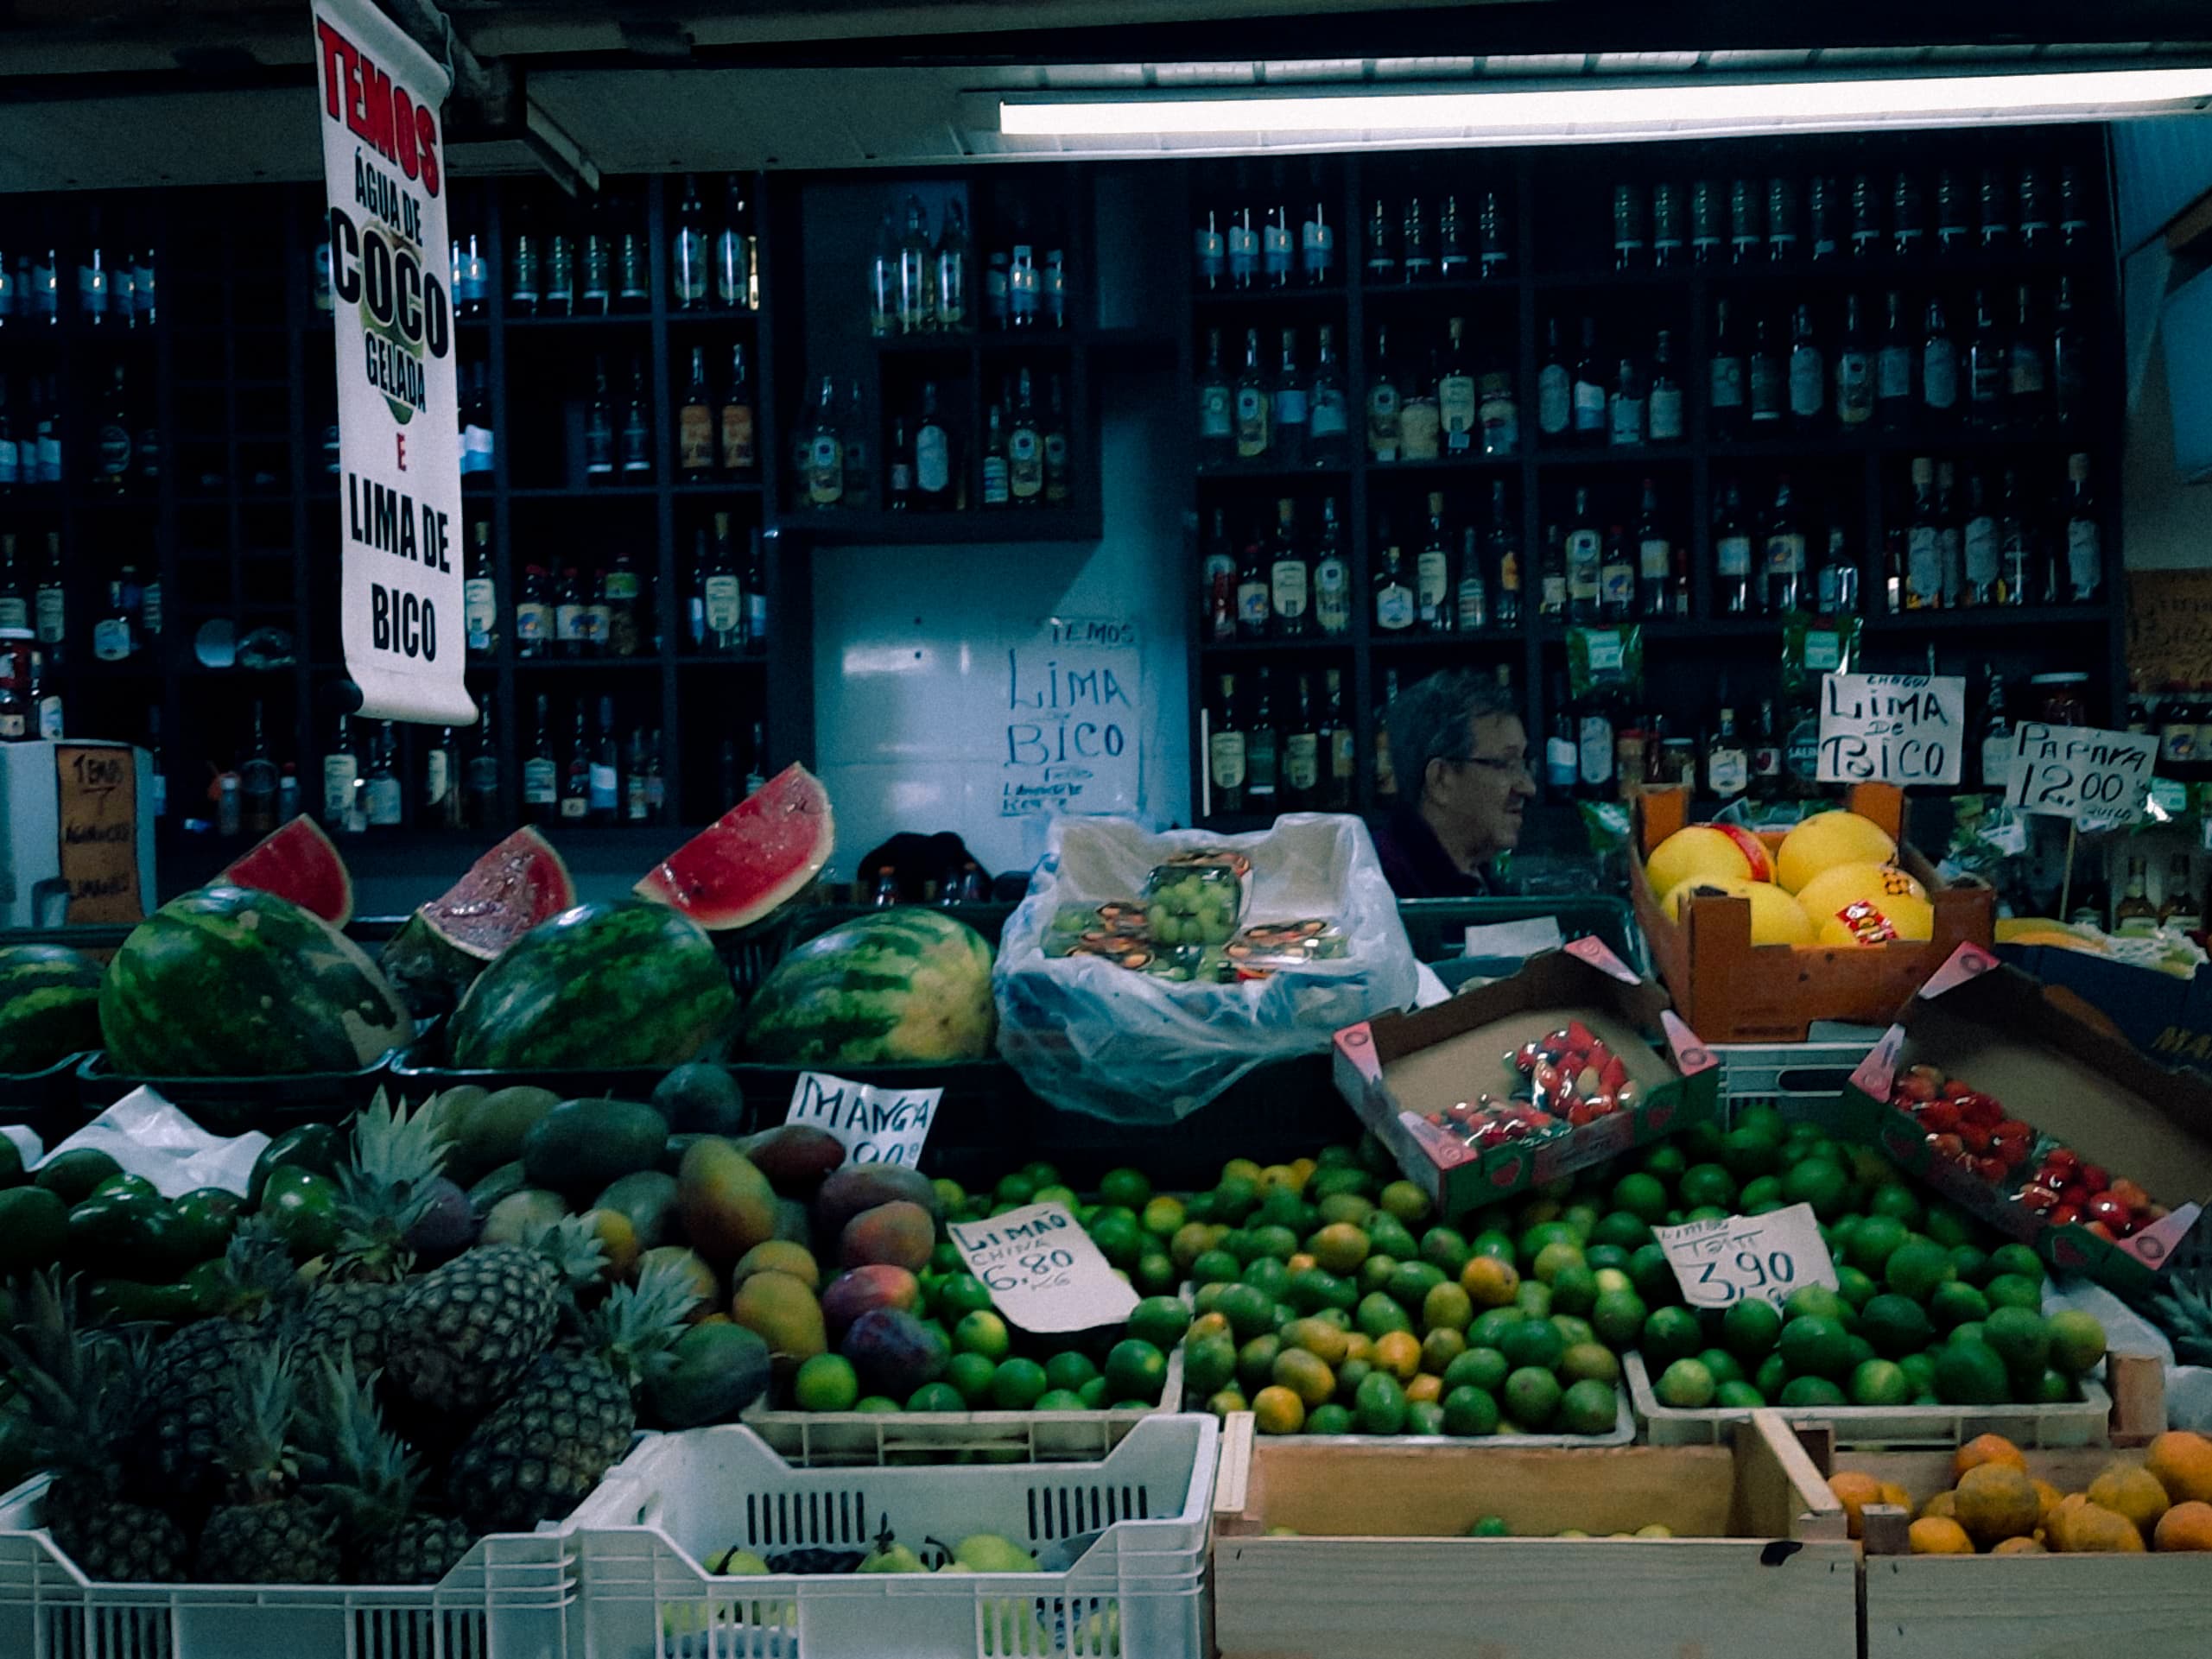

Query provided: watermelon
[447,900,737,1072]
[221,814,353,927]
[740,907,995,1067]
[380,829,576,1017]
[99,886,409,1077]
[0,944,105,1073]
[636,763,833,930]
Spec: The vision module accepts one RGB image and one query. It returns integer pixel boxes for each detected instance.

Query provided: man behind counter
[1370,669,1538,899]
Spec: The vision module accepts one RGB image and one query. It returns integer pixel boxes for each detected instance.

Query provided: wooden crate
[1211,1409,1857,1659]
[1632,782,1995,1042]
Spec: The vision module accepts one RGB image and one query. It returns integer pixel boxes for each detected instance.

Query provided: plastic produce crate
[1713,1039,1881,1120]
[1395,894,1650,977]
[1210,1408,1856,1659]
[0,1473,581,1659]
[565,1414,1218,1659]
[0,1052,95,1148]
[75,1048,402,1135]
[388,1029,687,1110]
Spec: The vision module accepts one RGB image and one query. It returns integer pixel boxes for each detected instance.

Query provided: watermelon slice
[379,827,576,1017]
[635,763,833,930]
[221,814,353,928]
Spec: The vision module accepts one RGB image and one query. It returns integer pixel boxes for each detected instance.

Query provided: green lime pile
[1169,1143,1625,1438]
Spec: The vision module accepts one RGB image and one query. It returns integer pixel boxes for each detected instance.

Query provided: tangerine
[2086,1462,2171,1542]
[1907,1517,1974,1555]
[2146,1431,2212,1504]
[1829,1471,1885,1540]
[1952,1433,2027,1484]
[2153,1500,2212,1552]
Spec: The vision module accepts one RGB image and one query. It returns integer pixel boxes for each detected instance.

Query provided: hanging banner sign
[311,0,475,726]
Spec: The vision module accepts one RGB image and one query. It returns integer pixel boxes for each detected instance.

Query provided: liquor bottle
[2115,858,2158,938]
[1480,364,1518,458]
[1635,478,1672,619]
[1599,522,1634,623]
[0,383,16,491]
[514,564,552,657]
[1401,195,1432,282]
[717,175,753,311]
[238,701,279,836]
[1997,468,2030,607]
[1935,460,1965,608]
[94,364,131,493]
[1235,523,1270,641]
[1234,327,1271,461]
[323,714,362,833]
[1921,299,1958,423]
[2051,276,2085,427]
[704,513,743,653]
[464,517,497,656]
[0,537,23,634]
[744,529,769,652]
[931,200,967,331]
[1246,668,1280,803]
[1209,674,1245,814]
[672,174,709,311]
[984,245,1009,330]
[678,346,715,477]
[1905,457,1942,610]
[1962,472,1998,607]
[979,400,1009,507]
[1747,315,1783,429]
[1978,168,2012,251]
[1750,700,1784,798]
[1372,536,1415,634]
[1364,196,1396,282]
[644,728,668,819]
[465,694,500,830]
[602,549,641,657]
[551,566,587,659]
[1691,178,1724,264]
[1302,176,1336,286]
[1708,706,1749,803]
[424,723,460,829]
[1652,180,1684,269]
[2058,164,2089,248]
[1008,368,1043,504]
[619,360,651,477]
[745,720,768,796]
[580,193,612,313]
[145,707,166,821]
[1368,324,1403,460]
[1309,324,1349,466]
[1456,526,1488,632]
[1437,317,1477,455]
[590,696,619,824]
[1194,204,1225,290]
[1537,316,1571,441]
[2162,855,2202,932]
[1613,183,1646,271]
[1416,492,1452,632]
[1816,522,1860,616]
[1545,672,1577,793]
[1766,175,1798,262]
[808,375,845,506]
[623,729,650,823]
[1787,303,1824,430]
[1398,348,1441,461]
[1538,521,1567,619]
[1979,666,2013,790]
[364,723,402,829]
[897,195,929,334]
[1573,676,1616,801]
[560,703,592,822]
[1764,474,1805,615]
[31,375,60,485]
[1196,327,1232,466]
[2006,284,2046,427]
[1313,497,1351,636]
[92,579,132,662]
[915,381,954,510]
[1934,168,1968,256]
[1708,300,1746,440]
[1283,675,1319,808]
[1647,330,1683,444]
[719,343,756,475]
[585,358,615,482]
[1607,355,1645,448]
[1269,497,1310,638]
[1835,294,1873,430]
[1875,290,1913,431]
[131,244,155,325]
[1807,174,1838,261]
[1967,290,2004,429]
[615,197,650,310]
[1271,327,1308,469]
[1227,195,1259,289]
[1564,488,1601,623]
[29,247,55,326]
[1007,243,1040,329]
[1730,177,1763,263]
[1436,194,1468,279]
[1892,170,1924,258]
[452,225,485,320]
[543,206,574,316]
[1571,318,1606,444]
[867,211,897,336]
[2065,453,2101,603]
[1263,184,1294,288]
[1321,668,1353,808]
[886,416,913,510]
[1201,507,1236,641]
[1490,480,1522,627]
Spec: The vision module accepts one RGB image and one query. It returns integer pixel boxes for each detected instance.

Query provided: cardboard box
[1632,782,1995,1043]
[1333,935,1719,1216]
[1845,942,2211,1293]
[1998,942,2212,1080]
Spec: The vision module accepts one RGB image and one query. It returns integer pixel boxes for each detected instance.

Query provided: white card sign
[948,1201,1139,1333]
[1002,615,1140,819]
[312,0,476,727]
[783,1072,940,1168]
[1652,1203,1839,1310]
[2003,723,2159,826]
[1816,673,1965,786]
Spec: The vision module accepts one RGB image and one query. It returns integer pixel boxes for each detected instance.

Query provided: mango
[741,1124,848,1198]
[840,1200,935,1272]
[842,1307,948,1399]
[677,1137,778,1267]
[772,1198,814,1249]
[523,1099,669,1202]
[637,1245,722,1320]
[647,1322,770,1428]
[593,1171,681,1251]
[734,1240,821,1292]
[479,1187,568,1246]
[821,1264,921,1341]
[732,1269,828,1371]
[452,1086,561,1181]
[816,1165,941,1238]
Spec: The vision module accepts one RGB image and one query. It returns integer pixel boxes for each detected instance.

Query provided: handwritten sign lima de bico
[948,1200,1138,1333]
[2004,722,2159,826]
[56,743,142,924]
[1816,673,1965,787]
[1002,615,1139,820]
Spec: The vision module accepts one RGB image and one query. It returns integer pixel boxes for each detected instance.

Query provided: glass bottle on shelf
[466,693,501,831]
[1635,478,1672,620]
[868,211,897,336]
[1646,330,1683,444]
[1283,675,1319,808]
[2008,284,2046,425]
[1708,300,1745,440]
[590,697,619,825]
[1246,668,1280,803]
[808,376,845,507]
[933,200,968,332]
[624,729,650,823]
[560,703,592,822]
[618,360,651,477]
[2162,855,2202,932]
[979,400,1009,507]
[1456,525,1487,633]
[1564,487,1601,624]
[1201,507,1236,642]
[1367,325,1402,462]
[704,513,743,654]
[1209,674,1245,814]
[1708,705,1749,804]
[2052,276,2086,427]
[1570,317,1606,444]
[718,174,753,311]
[1008,368,1044,505]
[1234,327,1271,462]
[1538,521,1566,619]
[1302,174,1336,286]
[1313,497,1350,637]
[34,533,61,668]
[897,195,930,334]
[1271,327,1307,470]
[616,196,650,310]
[1322,668,1353,808]
[241,701,280,837]
[1607,355,1645,448]
[1835,294,1873,430]
[1538,316,1571,441]
[1372,535,1415,635]
[584,358,615,483]
[672,174,708,311]
[1962,472,1998,608]
[1921,299,1959,424]
[1709,482,1749,615]
[1747,315,1783,430]
[1197,327,1233,467]
[425,723,460,829]
[719,343,756,475]
[1599,522,1634,624]
[1235,522,1270,641]
[2065,452,2101,603]
[1489,479,1522,628]
[1750,700,1784,799]
[1935,460,1964,609]
[1875,290,1913,430]
[1967,290,2005,429]
[1979,666,2014,791]
[1437,317,1477,455]
[603,549,642,658]
[679,346,715,478]
[1364,196,1396,282]
[1997,468,2031,607]
[1309,324,1349,467]
[915,381,954,510]
[323,715,362,834]
[366,723,402,830]
[464,518,498,657]
[1270,497,1309,638]
[1905,458,1942,611]
[1416,492,1452,632]
[1787,302,1824,430]
[92,579,133,662]
[1763,474,1805,616]
[554,566,587,659]
[745,529,769,652]
[2115,858,2158,938]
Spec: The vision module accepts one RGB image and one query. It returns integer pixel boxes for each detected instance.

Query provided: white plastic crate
[1712,1041,1878,1119]
[0,1473,581,1659]
[565,1414,1218,1659]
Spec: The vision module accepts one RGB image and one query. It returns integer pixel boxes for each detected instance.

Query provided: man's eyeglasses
[1444,750,1534,779]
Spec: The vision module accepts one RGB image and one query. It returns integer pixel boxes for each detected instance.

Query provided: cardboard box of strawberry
[1429,1020,1645,1150]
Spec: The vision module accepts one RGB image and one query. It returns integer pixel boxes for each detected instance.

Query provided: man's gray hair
[1385,669,1520,803]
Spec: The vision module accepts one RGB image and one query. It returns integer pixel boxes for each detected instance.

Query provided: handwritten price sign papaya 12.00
[948,1201,1138,1333]
[1816,673,1965,787]
[2003,723,2158,827]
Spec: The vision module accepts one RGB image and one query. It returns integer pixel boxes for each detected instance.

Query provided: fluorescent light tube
[1000,66,2212,139]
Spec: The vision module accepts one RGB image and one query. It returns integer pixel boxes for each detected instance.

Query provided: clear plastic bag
[993,814,1420,1124]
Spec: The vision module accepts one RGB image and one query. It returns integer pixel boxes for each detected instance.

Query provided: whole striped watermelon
[742,908,995,1066]
[100,886,410,1077]
[0,944,105,1073]
[447,900,737,1072]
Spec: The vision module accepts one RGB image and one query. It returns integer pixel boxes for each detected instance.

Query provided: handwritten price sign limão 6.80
[948,1201,1138,1333]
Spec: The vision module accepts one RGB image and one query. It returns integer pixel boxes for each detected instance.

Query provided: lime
[1387,1260,1448,1311]
[936,1274,995,1318]
[1547,1263,1598,1318]
[1358,1292,1415,1339]
[1778,1376,1848,1408]
[1721,1128,1783,1181]
[1695,1348,1745,1386]
[1333,1358,1372,1402]
[1191,1249,1241,1287]
[1406,1399,1448,1437]
[1443,1384,1501,1437]
[1612,1173,1670,1224]
[1642,1143,1689,1182]
[1353,1371,1409,1435]
[1100,1167,1152,1210]
[1498,1318,1563,1371]
[1982,1307,2050,1377]
[1446,1346,1511,1396]
[1246,1225,1300,1263]
[1949,1321,1985,1349]
[1379,1181,1432,1226]
[1592,1288,1650,1350]
[2030,1367,2076,1404]
[1739,1175,1785,1213]
[1240,1258,1292,1303]
[1641,1306,1703,1367]
[1470,1307,1525,1347]
[1219,1284,1276,1342]
[1755,1352,1788,1398]
[1206,1387,1249,1419]
[1504,1367,1562,1429]
[1845,1333,1876,1371]
[1835,1267,1879,1310]
[1933,1340,2009,1406]
[1883,1240,1953,1302]
[1845,1216,1910,1277]
[1104,1339,1169,1403]
[1423,1282,1474,1333]
[1782,1285,1848,1325]
[1315,1194,1374,1229]
[1898,1351,1937,1396]
[1848,1358,1911,1407]
[1182,1330,1238,1398]
[1135,1254,1178,1297]
[1987,1244,2045,1286]
[1515,1280,1553,1319]
[991,1358,1050,1410]
[1367,1216,1419,1261]
[1045,1351,1101,1395]
[1592,1212,1652,1253]
[1628,1244,1676,1303]
[1309,1223,1371,1275]
[1531,1240,1587,1286]
[1289,1268,1358,1316]
[794,1353,859,1413]
[2048,1308,2107,1377]
[953,1310,1011,1361]
[1471,1228,1518,1263]
[1781,1160,1849,1220]
[1655,1357,1715,1409]
[944,1351,998,1406]
[1359,1255,1400,1296]
[1716,1379,1767,1409]
[852,1396,903,1415]
[1035,1388,1088,1412]
[907,1382,966,1413]
[1927,1282,1990,1333]
[1678,1164,1739,1211]
[1559,1377,1619,1434]
[1236,1336,1282,1392]
[1778,1315,1851,1381]
[1948,1244,1992,1288]
[1142,1194,1186,1238]
[1422,1327,1467,1376]
[1128,1295,1190,1353]
[1859,1294,1934,1359]
[1867,1183,1924,1227]
[1721,1297,1783,1362]
[1558,1341,1620,1387]
[1421,1227,1473,1277]
[1549,1314,1595,1350]
[1984,1274,2043,1314]
[1305,1403,1353,1435]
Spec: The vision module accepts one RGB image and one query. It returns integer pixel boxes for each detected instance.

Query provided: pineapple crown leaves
[519,1212,612,1293]
[206,1215,313,1320]
[214,1339,309,1504]
[0,1274,155,1490]
[2149,1276,2212,1366]
[329,1091,460,1284]
[586,1257,704,1394]
[295,1354,424,1530]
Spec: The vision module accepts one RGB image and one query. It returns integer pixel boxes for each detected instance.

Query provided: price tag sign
[54,743,142,924]
[784,1072,941,1168]
[948,1201,1138,1333]
[1652,1203,1838,1311]
[1817,673,1965,786]
[2003,723,2159,827]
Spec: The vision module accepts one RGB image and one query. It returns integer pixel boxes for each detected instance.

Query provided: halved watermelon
[635,763,833,930]
[379,828,576,1018]
[221,814,352,928]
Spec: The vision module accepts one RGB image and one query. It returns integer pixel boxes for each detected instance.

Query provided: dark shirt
[1370,805,1492,899]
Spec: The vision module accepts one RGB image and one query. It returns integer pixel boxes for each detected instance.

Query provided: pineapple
[2150,1271,2212,1365]
[447,1257,701,1535]
[303,1092,460,1374]
[384,1215,602,1415]
[193,1339,341,1585]
[0,1275,189,1583]
[298,1356,477,1586]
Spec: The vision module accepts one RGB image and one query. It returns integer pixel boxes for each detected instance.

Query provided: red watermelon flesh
[221,814,353,928]
[635,763,833,930]
[421,827,576,960]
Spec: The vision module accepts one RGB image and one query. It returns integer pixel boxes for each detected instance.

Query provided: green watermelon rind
[447,901,738,1072]
[0,945,105,1074]
[739,907,996,1067]
[98,886,410,1078]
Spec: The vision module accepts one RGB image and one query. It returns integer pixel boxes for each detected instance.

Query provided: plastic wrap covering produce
[994,814,1419,1124]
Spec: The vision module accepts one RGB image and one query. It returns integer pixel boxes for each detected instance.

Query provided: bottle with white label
[703,513,744,653]
[323,714,361,833]
[590,696,620,823]
[1537,317,1571,440]
[92,580,132,662]
[1921,299,1958,420]
[523,694,559,824]
[424,725,460,829]
[1564,488,1601,624]
[1416,494,1452,631]
[365,723,403,830]
[1309,324,1349,467]
[1787,303,1825,429]
[0,536,24,634]
[1962,472,1998,606]
[1714,477,1754,616]
[1367,325,1402,461]
[2064,452,2101,602]
[1979,667,2013,790]
[464,517,498,656]
[1313,497,1351,636]
[35,532,64,664]
[1268,497,1309,638]
[1707,706,1749,801]
[1647,330,1683,443]
[1209,673,1245,814]
[1300,179,1335,286]
[1372,541,1415,634]
[1905,457,1942,609]
[1195,328,1232,465]
[1436,318,1477,454]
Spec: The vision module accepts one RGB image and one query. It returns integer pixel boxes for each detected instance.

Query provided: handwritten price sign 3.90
[1651,1203,1839,1311]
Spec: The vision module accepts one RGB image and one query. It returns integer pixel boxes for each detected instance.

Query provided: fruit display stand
[0,1052,97,1148]
[1712,1038,1883,1122]
[1631,782,1995,1043]
[76,1048,404,1135]
[1208,1408,1856,1659]
[0,1474,583,1659]
[561,1413,1219,1659]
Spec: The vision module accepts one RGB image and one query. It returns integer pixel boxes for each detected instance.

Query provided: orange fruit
[1955,1464,2042,1548]
[1953,1434,2027,1484]
[1252,1384,1306,1435]
[1370,1330,1423,1383]
[2153,1499,2212,1551]
[1829,1472,1885,1541]
[2146,1431,2212,1504]
[2047,1501,2147,1554]
[1907,1517,1974,1555]
[1405,1373,1442,1406]
[2086,1462,2171,1542]
[1461,1256,1519,1308]
[2031,1479,2064,1525]
[1919,1490,1959,1522]
[1991,1536,2048,1555]
[1878,1481,1911,1511]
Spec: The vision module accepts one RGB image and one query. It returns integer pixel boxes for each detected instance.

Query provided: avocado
[521,1099,670,1202]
